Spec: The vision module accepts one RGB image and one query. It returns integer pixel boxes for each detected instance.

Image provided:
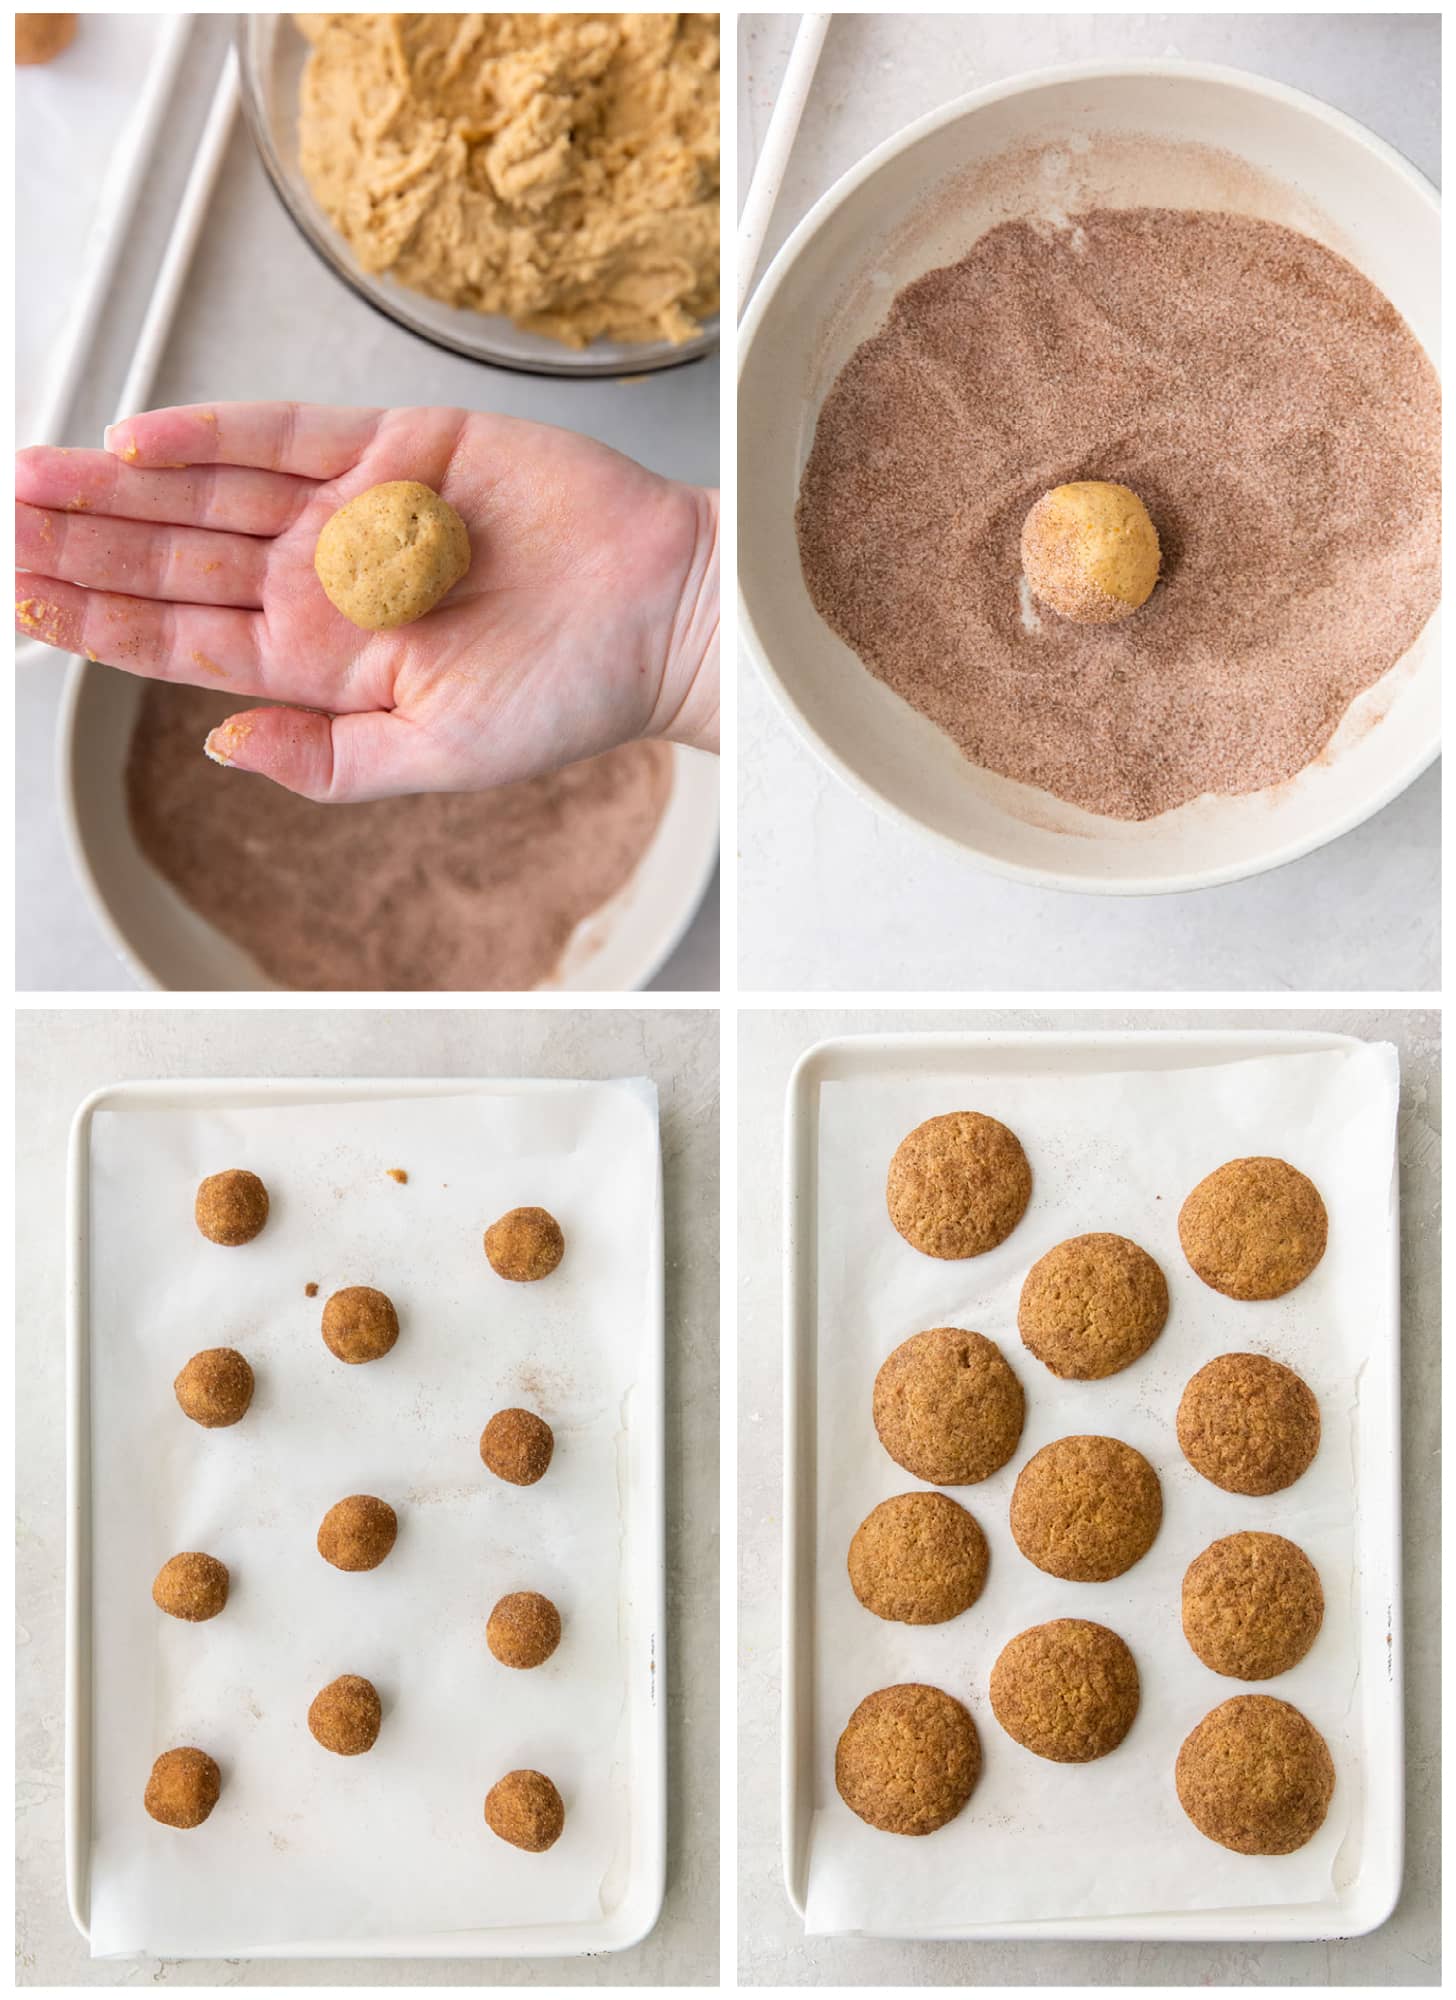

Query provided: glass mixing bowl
[235,14,720,379]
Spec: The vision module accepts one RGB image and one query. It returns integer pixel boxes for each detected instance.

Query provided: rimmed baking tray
[783,1030,1402,1940]
[66,1077,665,1958]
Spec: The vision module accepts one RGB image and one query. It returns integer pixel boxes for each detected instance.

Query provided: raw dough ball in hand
[174,1347,254,1428]
[1021,481,1161,624]
[16,15,77,64]
[317,1493,398,1570]
[480,1407,554,1485]
[484,1205,565,1281]
[152,1552,229,1621]
[314,481,471,630]
[144,1747,221,1828]
[487,1590,562,1668]
[194,1168,269,1245]
[321,1285,400,1364]
[485,1769,565,1851]
[308,1673,382,1754]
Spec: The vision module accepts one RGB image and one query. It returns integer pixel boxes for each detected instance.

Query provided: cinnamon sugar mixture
[125,684,673,990]
[796,208,1440,820]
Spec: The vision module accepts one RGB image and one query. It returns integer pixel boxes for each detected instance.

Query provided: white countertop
[16,1008,720,1984]
[17,15,719,993]
[737,13,1439,994]
[737,1006,1440,1984]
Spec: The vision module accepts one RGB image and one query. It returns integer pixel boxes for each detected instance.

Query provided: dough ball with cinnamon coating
[317,1493,398,1571]
[152,1552,229,1622]
[174,1347,254,1428]
[321,1285,399,1364]
[308,1673,382,1755]
[144,1747,221,1828]
[16,15,78,64]
[484,1206,565,1281]
[487,1590,562,1668]
[194,1168,269,1245]
[1021,481,1161,623]
[480,1407,554,1485]
[485,1769,564,1851]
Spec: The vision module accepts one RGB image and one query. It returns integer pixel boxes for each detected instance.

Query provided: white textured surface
[17,1009,719,1984]
[17,16,719,994]
[738,1009,1440,1984]
[737,13,1440,993]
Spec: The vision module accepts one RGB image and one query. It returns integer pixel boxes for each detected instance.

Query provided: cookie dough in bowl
[314,483,470,631]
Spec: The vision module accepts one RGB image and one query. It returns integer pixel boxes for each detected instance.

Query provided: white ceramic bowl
[236,14,720,380]
[739,61,1440,894]
[59,661,719,992]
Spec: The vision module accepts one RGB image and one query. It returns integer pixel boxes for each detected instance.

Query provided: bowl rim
[56,658,720,994]
[738,56,1441,898]
[233,18,721,382]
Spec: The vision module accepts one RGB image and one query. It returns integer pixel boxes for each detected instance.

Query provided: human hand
[15,401,718,801]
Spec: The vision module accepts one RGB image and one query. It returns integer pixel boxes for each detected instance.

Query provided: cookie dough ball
[990,1619,1140,1763]
[484,1206,565,1282]
[847,1492,988,1625]
[1021,480,1160,624]
[194,1168,269,1246]
[152,1552,229,1622]
[16,14,77,64]
[308,1673,382,1755]
[873,1328,1024,1486]
[1177,1353,1320,1495]
[487,1590,562,1669]
[174,1347,254,1428]
[1018,1232,1169,1380]
[835,1683,980,1836]
[1183,1532,1324,1680]
[1176,1695,1334,1854]
[1179,1157,1328,1299]
[485,1769,565,1852]
[1010,1434,1162,1581]
[144,1746,221,1829]
[321,1285,400,1364]
[480,1407,554,1485]
[886,1111,1031,1259]
[317,1494,398,1571]
[314,481,471,631]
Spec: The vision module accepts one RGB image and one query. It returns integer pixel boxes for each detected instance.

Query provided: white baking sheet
[78,1081,660,1958]
[799,1041,1398,1937]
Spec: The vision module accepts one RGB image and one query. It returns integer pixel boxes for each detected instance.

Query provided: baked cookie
[152,1552,229,1622]
[847,1492,988,1624]
[194,1168,270,1245]
[1018,1232,1169,1379]
[1178,1157,1328,1299]
[1182,1531,1324,1679]
[1177,1353,1320,1495]
[886,1111,1031,1259]
[835,1683,981,1836]
[990,1619,1140,1762]
[144,1747,221,1829]
[485,1769,565,1851]
[174,1347,254,1428]
[1176,1695,1335,1854]
[1010,1434,1162,1581]
[872,1328,1024,1485]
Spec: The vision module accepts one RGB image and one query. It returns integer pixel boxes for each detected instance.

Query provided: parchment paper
[804,1043,1398,1936]
[83,1081,659,1957]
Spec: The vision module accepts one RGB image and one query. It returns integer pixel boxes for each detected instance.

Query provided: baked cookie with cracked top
[990,1618,1140,1762]
[886,1111,1031,1259]
[1182,1531,1324,1679]
[1010,1434,1162,1581]
[1177,1352,1320,1495]
[835,1682,980,1835]
[1176,1694,1334,1854]
[848,1491,988,1624]
[1178,1157,1327,1299]
[1018,1232,1169,1379]
[872,1328,1024,1485]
